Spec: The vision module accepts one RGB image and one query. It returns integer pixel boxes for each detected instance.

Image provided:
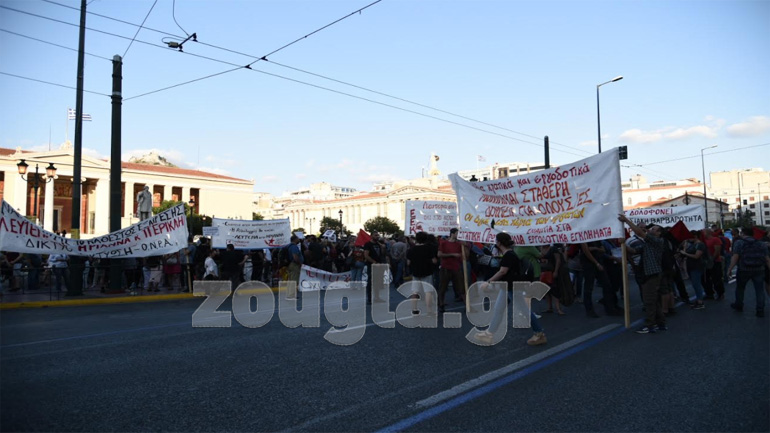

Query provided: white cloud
[262,175,279,183]
[665,125,718,140]
[727,116,770,137]
[619,129,663,144]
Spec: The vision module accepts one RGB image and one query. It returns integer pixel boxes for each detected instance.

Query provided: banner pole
[462,242,470,312]
[621,240,631,329]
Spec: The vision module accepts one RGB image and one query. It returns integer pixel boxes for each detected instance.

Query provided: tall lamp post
[596,75,623,153]
[701,145,717,226]
[17,159,57,222]
[338,209,343,236]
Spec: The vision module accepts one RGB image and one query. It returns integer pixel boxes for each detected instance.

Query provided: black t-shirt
[364,241,385,264]
[500,250,522,290]
[407,244,434,278]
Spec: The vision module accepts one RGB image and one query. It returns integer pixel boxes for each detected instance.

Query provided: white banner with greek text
[299,265,351,291]
[404,200,458,236]
[449,151,624,245]
[211,218,291,249]
[624,204,705,230]
[0,199,188,257]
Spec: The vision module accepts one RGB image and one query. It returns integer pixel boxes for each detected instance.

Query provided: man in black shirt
[364,231,387,304]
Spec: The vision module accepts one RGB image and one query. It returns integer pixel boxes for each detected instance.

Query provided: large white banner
[404,200,458,236]
[0,200,188,258]
[624,204,705,230]
[211,218,291,249]
[449,151,625,245]
[299,265,351,291]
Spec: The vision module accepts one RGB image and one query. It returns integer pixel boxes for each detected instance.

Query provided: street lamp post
[701,145,717,226]
[338,209,343,236]
[596,75,623,153]
[17,159,57,222]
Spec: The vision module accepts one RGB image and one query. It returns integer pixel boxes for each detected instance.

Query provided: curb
[0,287,285,310]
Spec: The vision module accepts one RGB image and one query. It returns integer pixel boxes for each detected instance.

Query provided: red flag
[670,221,690,243]
[753,227,767,240]
[354,229,371,247]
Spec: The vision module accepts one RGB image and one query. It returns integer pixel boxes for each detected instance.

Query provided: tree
[151,199,211,236]
[320,216,349,236]
[153,199,187,215]
[253,212,264,220]
[364,216,400,237]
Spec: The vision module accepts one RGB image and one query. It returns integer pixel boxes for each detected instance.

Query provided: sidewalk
[0,285,196,309]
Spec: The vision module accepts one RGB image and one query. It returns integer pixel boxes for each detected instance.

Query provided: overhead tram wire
[123,0,158,58]
[0,28,113,61]
[0,71,110,97]
[124,67,242,101]
[37,0,594,157]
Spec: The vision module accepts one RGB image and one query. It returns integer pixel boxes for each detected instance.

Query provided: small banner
[624,204,705,230]
[0,199,188,258]
[449,151,625,245]
[404,200,458,236]
[299,265,351,291]
[211,218,291,249]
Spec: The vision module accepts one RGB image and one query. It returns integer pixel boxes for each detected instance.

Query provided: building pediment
[387,185,442,197]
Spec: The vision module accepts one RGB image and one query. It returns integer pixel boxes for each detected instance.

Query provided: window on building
[750,204,755,209]
[765,203,769,208]
[750,196,755,201]
[735,198,740,202]
[766,211,770,216]
[764,195,769,200]
[627,198,631,205]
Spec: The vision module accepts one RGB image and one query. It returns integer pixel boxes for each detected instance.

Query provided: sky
[1,0,769,197]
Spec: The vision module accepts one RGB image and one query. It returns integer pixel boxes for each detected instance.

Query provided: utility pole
[109,55,123,291]
[67,0,87,296]
[544,136,550,169]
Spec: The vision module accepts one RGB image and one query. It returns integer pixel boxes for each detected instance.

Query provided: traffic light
[618,146,628,160]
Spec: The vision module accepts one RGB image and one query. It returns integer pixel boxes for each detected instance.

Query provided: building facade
[1,146,254,238]
[710,168,770,226]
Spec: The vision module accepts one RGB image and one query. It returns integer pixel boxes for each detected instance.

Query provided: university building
[0,145,254,237]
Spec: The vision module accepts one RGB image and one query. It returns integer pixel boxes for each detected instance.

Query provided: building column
[124,181,134,217]
[43,178,54,232]
[95,178,110,234]
[13,175,27,216]
[182,186,191,203]
[163,185,172,202]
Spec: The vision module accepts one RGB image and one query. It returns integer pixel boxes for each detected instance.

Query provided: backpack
[739,239,766,270]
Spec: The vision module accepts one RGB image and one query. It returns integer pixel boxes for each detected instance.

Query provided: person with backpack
[727,227,770,318]
[703,228,725,300]
[679,231,708,310]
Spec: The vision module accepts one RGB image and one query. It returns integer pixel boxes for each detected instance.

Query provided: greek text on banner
[449,151,624,245]
[404,200,458,236]
[0,199,188,258]
[211,218,291,249]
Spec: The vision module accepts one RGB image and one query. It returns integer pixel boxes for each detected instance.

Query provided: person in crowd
[194,237,211,280]
[364,231,387,304]
[679,231,707,309]
[427,234,441,292]
[580,241,623,317]
[658,228,679,315]
[219,244,242,290]
[251,249,264,282]
[4,251,24,292]
[48,252,70,293]
[619,215,667,333]
[143,255,163,292]
[287,235,304,299]
[180,236,196,292]
[438,228,466,312]
[26,253,42,291]
[203,249,219,281]
[540,244,567,315]
[240,250,253,283]
[728,227,770,318]
[406,231,437,316]
[163,251,182,290]
[703,228,725,300]
[566,244,584,303]
[474,232,546,346]
[262,248,273,284]
[124,257,139,294]
[349,242,366,286]
[390,235,408,288]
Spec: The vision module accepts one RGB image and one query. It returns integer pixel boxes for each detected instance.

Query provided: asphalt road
[1,280,768,432]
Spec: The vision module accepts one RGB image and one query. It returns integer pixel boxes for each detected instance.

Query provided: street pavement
[1,278,768,432]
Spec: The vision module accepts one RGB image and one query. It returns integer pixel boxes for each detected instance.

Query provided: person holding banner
[287,235,304,299]
[680,232,707,310]
[406,231,437,316]
[580,242,623,317]
[475,232,546,346]
[437,228,466,312]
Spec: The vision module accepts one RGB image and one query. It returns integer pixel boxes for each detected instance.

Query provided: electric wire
[632,143,770,167]
[123,67,243,101]
[172,0,190,37]
[0,28,112,61]
[0,71,110,97]
[36,0,596,157]
[245,0,383,68]
[123,0,158,59]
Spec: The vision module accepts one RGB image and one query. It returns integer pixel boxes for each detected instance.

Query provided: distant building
[0,145,254,237]
[621,174,705,209]
[710,168,770,226]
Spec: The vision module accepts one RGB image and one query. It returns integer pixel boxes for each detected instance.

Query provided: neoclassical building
[0,145,254,237]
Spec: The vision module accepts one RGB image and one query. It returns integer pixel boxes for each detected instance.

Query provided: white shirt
[204,257,219,278]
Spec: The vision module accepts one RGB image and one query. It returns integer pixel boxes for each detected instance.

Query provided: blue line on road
[377,317,645,433]
[0,321,190,348]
